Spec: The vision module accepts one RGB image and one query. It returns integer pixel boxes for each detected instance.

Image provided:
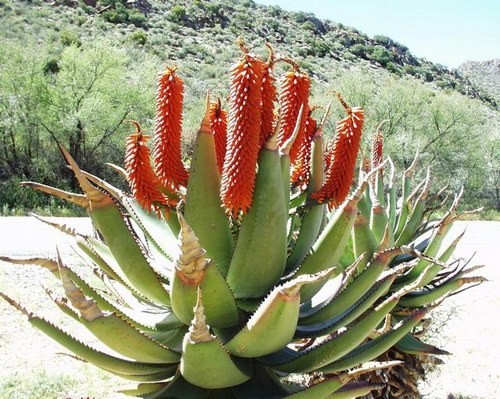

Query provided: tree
[0,39,159,210]
[328,69,498,209]
[0,41,47,182]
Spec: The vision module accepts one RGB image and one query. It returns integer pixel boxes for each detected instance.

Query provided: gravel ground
[0,217,499,398]
[419,221,500,399]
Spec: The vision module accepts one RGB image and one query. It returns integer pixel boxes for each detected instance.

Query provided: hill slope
[0,0,497,108]
[459,59,500,104]
[0,0,498,213]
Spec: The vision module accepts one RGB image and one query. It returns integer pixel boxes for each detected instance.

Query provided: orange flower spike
[323,137,334,172]
[220,44,266,217]
[312,94,364,209]
[276,60,311,164]
[209,98,227,174]
[371,120,387,170]
[153,66,189,191]
[125,121,168,214]
[291,109,318,188]
[260,43,277,147]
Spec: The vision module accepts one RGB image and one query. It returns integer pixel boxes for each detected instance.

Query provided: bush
[385,61,399,74]
[349,43,367,57]
[294,11,308,23]
[370,45,394,66]
[129,29,147,46]
[43,58,60,75]
[128,10,147,27]
[309,39,332,57]
[168,5,186,23]
[402,65,418,75]
[102,5,128,24]
[373,34,393,46]
[60,29,81,47]
[301,20,316,32]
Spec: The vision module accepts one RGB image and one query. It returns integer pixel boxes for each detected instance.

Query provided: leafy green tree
[0,41,47,182]
[328,69,497,209]
[0,40,159,211]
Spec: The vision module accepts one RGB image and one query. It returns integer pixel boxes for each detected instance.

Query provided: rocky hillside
[459,59,500,104]
[1,0,497,108]
[1,0,498,214]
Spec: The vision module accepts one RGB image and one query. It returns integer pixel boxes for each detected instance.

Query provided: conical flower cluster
[125,43,365,215]
[259,44,277,147]
[311,95,364,209]
[277,62,311,164]
[153,66,189,191]
[209,99,228,174]
[290,109,318,188]
[124,121,168,214]
[220,50,267,216]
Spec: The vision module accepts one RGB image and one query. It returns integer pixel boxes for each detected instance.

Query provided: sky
[256,0,500,69]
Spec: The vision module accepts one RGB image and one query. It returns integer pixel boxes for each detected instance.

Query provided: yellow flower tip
[334,91,350,113]
[236,37,249,55]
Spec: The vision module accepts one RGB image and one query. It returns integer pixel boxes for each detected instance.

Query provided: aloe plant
[0,43,484,399]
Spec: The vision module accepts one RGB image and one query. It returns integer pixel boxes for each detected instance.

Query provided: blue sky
[256,0,500,68]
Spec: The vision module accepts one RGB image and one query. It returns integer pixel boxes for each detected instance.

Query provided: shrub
[370,45,394,66]
[60,29,81,47]
[129,29,147,46]
[168,4,187,23]
[128,10,147,28]
[102,6,128,24]
[349,43,367,57]
[43,58,61,75]
[301,20,316,32]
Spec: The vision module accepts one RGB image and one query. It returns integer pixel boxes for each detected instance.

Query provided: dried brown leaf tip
[209,98,227,174]
[125,121,172,215]
[312,94,364,209]
[220,42,266,217]
[153,66,189,191]
[277,59,311,164]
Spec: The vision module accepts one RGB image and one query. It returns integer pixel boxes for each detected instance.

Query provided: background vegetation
[0,0,498,215]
